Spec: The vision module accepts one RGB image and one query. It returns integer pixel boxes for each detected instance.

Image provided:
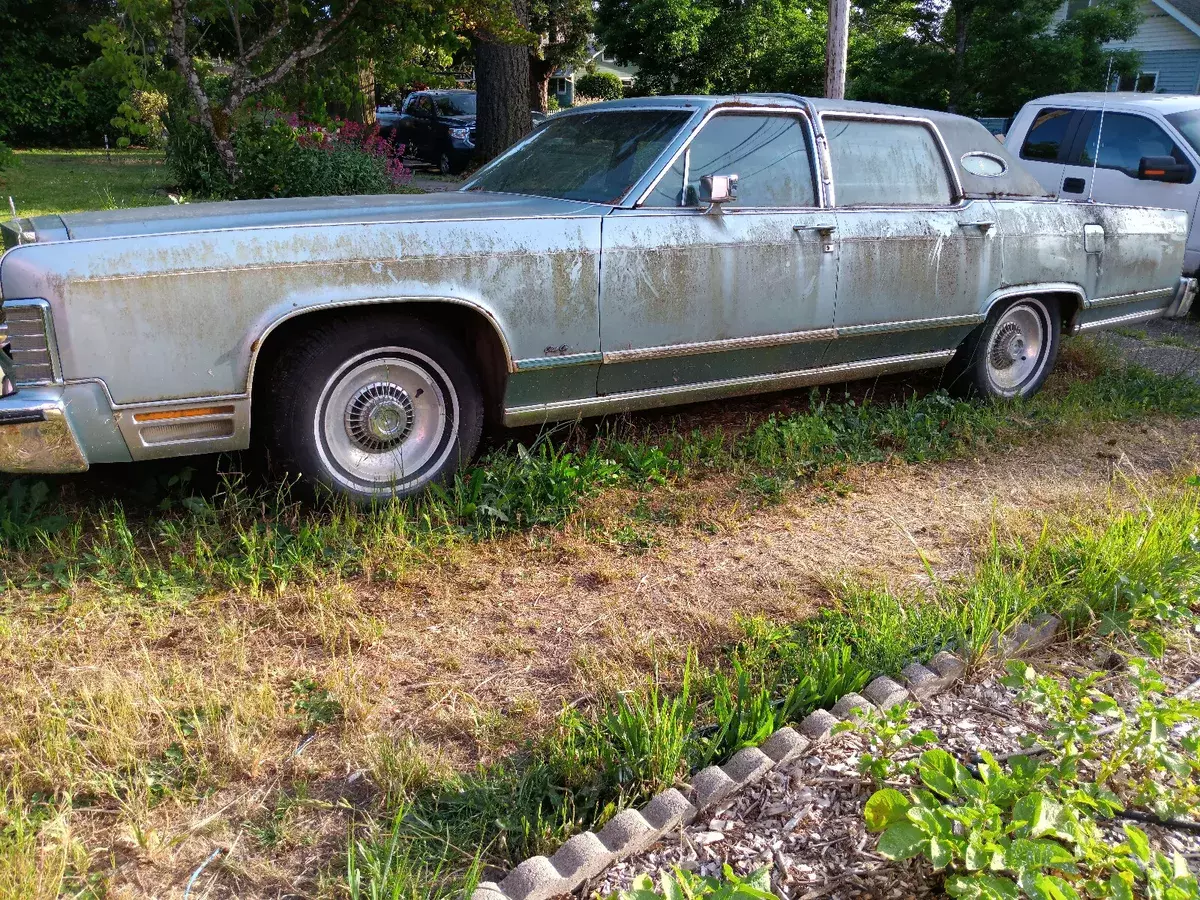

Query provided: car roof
[1024,92,1200,114]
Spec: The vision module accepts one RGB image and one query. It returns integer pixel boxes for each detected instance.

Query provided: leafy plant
[0,478,68,550]
[836,701,937,785]
[291,678,343,732]
[614,864,777,900]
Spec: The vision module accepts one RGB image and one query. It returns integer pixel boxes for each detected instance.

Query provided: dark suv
[387,90,477,175]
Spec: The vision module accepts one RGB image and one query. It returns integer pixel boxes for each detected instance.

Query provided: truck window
[643,113,817,208]
[1020,108,1074,162]
[1075,112,1189,178]
[825,118,953,207]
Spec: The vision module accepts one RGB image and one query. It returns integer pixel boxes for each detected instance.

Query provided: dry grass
[1,409,1198,896]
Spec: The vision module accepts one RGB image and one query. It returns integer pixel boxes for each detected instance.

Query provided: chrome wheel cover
[315,349,458,493]
[985,301,1049,396]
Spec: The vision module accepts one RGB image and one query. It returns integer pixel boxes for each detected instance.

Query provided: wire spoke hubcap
[345,383,415,452]
[985,302,1047,395]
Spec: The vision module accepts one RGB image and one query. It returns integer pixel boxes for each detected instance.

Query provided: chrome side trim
[1076,307,1170,333]
[504,349,955,426]
[982,283,1088,318]
[836,314,984,337]
[513,352,603,371]
[1085,286,1175,309]
[601,327,837,364]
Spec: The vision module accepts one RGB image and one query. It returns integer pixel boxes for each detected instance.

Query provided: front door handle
[960,220,995,233]
[1063,177,1086,194]
[794,222,837,234]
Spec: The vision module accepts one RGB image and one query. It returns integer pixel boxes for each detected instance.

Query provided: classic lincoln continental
[1,95,1195,499]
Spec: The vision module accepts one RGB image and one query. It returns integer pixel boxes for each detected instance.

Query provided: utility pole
[825,0,850,99]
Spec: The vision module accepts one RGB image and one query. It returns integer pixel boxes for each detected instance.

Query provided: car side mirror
[699,174,738,211]
[1138,155,1193,183]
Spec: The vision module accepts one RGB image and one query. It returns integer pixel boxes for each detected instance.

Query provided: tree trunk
[948,1,970,113]
[530,55,553,113]
[473,0,532,162]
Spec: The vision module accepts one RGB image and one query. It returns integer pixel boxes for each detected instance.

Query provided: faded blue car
[0,95,1194,500]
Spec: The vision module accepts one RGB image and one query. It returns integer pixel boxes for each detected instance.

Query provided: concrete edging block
[831,692,874,721]
[596,808,657,858]
[760,726,808,766]
[690,765,739,811]
[721,746,774,789]
[470,881,507,900]
[549,831,613,885]
[797,708,839,741]
[899,662,941,699]
[927,650,966,685]
[498,856,566,900]
[861,675,908,710]
[640,787,697,832]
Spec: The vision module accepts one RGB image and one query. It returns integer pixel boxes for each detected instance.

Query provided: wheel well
[989,290,1083,333]
[249,302,510,439]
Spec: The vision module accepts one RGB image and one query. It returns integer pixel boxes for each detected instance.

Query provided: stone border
[470,615,1061,900]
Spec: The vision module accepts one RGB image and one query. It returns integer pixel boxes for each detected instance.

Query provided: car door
[1059,110,1197,209]
[398,95,434,160]
[1014,106,1086,197]
[821,115,997,366]
[597,108,837,396]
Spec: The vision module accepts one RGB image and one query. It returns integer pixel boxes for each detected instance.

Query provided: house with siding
[549,46,639,107]
[1057,0,1200,93]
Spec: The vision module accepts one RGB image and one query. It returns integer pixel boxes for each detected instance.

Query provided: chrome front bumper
[0,358,89,473]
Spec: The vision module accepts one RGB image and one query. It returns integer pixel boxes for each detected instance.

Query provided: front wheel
[947,296,1061,399]
[266,315,483,502]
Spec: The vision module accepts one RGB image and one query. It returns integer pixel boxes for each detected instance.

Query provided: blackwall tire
[267,314,483,502]
[948,296,1061,400]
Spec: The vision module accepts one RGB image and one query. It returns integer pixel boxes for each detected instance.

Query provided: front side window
[643,113,817,208]
[1020,107,1074,162]
[466,109,691,204]
[1075,112,1190,178]
[826,118,953,207]
[1166,108,1200,156]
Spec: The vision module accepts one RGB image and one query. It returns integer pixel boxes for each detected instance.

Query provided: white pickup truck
[1006,92,1200,278]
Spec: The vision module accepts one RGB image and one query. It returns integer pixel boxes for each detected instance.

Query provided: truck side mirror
[1138,155,1194,184]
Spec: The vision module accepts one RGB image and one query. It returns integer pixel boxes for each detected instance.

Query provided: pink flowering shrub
[166,105,412,200]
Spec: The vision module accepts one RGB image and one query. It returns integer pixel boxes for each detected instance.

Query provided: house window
[1117,71,1159,92]
[602,50,616,63]
[551,78,567,95]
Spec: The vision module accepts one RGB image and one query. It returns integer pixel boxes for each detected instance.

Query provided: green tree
[0,0,124,147]
[852,0,1143,116]
[528,0,592,111]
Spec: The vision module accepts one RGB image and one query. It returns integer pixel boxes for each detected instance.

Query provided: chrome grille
[0,301,57,384]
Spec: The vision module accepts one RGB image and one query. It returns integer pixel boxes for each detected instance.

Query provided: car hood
[31,191,608,242]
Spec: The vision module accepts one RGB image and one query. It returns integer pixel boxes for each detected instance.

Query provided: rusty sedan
[1,95,1195,500]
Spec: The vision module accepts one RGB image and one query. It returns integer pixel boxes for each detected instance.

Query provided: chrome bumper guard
[1167,276,1198,319]
[0,365,89,474]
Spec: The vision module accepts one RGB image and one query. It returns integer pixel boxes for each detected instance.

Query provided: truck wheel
[948,296,1061,399]
[267,314,483,502]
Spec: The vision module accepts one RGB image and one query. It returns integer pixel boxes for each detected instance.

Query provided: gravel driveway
[1093,313,1200,380]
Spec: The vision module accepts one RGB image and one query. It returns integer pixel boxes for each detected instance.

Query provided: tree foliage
[0,0,124,147]
[528,0,592,110]
[597,0,1144,116]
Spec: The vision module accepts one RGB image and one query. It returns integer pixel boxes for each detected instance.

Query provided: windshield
[433,94,476,117]
[465,109,692,204]
[1165,109,1200,156]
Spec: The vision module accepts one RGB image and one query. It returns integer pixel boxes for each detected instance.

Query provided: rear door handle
[794,222,837,234]
[1062,177,1086,194]
[960,220,995,232]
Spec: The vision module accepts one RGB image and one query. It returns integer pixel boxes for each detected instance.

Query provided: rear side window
[826,118,953,207]
[1020,108,1074,161]
[1074,112,1192,179]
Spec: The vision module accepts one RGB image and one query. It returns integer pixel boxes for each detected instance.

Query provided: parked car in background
[1,95,1193,500]
[1007,93,1200,277]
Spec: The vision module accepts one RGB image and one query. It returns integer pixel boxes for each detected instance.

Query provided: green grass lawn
[1,149,173,218]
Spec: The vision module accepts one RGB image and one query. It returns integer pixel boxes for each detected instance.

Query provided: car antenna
[1087,54,1115,203]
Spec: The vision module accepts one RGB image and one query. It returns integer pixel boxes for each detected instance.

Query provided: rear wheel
[266,315,483,502]
[948,296,1061,399]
